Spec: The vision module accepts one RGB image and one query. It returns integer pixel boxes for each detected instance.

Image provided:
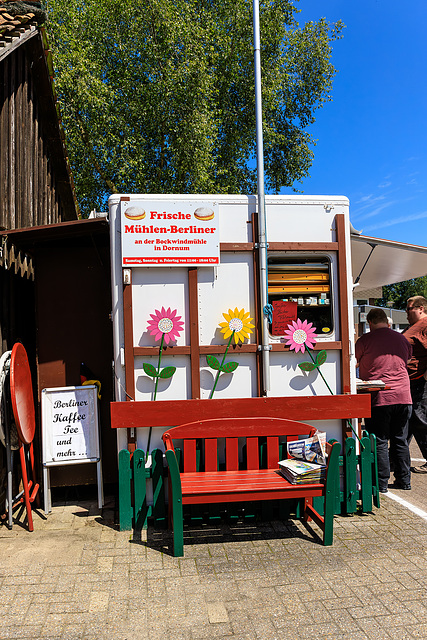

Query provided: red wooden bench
[162,417,341,556]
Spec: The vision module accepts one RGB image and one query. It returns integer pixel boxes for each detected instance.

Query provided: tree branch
[74,108,118,194]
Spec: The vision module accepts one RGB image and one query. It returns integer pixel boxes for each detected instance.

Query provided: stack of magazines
[287,431,326,465]
[278,458,326,484]
[278,431,327,484]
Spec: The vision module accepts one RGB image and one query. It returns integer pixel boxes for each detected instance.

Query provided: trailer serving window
[267,256,333,336]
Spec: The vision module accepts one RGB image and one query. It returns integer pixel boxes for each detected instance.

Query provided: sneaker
[379,487,389,494]
[390,481,411,490]
[411,462,427,474]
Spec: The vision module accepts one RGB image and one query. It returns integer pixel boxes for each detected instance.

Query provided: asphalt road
[388,439,427,513]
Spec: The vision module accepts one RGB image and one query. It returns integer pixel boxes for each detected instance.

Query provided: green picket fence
[313,431,380,517]
[343,430,381,514]
[118,433,380,531]
[118,448,166,531]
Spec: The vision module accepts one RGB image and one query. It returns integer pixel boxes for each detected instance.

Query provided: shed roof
[0,1,79,221]
[0,1,45,51]
[0,218,109,252]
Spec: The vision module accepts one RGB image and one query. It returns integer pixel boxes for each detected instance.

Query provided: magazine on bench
[286,431,327,465]
[278,459,326,484]
[277,431,327,484]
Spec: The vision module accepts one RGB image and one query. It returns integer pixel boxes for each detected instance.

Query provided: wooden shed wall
[0,32,77,229]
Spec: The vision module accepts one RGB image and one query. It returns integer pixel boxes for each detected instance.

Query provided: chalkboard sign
[41,385,100,466]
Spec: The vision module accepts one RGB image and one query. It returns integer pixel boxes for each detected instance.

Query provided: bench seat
[162,416,340,556]
[180,469,326,503]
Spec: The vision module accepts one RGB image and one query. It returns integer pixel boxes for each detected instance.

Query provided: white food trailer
[109,193,367,453]
[108,192,427,525]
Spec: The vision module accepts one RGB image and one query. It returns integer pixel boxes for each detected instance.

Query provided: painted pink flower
[147,307,184,344]
[283,318,317,354]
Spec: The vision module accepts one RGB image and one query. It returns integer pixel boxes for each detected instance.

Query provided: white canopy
[351,233,427,292]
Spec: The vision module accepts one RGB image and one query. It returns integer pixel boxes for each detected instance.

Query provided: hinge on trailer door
[257,345,272,351]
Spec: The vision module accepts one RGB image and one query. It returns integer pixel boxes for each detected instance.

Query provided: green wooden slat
[345,438,357,514]
[165,449,184,557]
[133,449,148,530]
[312,440,341,518]
[329,439,341,515]
[323,440,340,545]
[312,495,324,515]
[118,449,132,531]
[151,448,166,527]
[359,434,373,512]
[369,433,380,507]
[335,456,345,514]
[295,498,304,519]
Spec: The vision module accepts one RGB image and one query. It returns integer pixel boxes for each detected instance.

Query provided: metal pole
[253,0,270,392]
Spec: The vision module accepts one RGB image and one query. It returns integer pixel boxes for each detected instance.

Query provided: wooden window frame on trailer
[122,213,352,450]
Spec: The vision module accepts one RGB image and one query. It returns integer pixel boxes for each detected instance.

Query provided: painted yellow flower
[219,307,255,344]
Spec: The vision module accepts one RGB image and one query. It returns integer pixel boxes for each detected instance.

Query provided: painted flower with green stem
[208,308,254,399]
[144,307,184,453]
[286,318,363,447]
[284,319,330,390]
[144,307,184,399]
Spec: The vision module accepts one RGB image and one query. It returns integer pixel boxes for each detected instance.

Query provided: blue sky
[286,0,427,246]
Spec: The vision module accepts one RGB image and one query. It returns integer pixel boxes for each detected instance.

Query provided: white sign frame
[41,385,103,513]
[121,198,220,266]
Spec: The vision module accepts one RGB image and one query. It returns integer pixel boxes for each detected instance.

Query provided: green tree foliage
[45,0,343,215]
[375,277,427,310]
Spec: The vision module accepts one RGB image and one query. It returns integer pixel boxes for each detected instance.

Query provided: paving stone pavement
[2,489,427,640]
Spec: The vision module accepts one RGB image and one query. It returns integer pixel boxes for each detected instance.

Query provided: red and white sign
[121,199,220,266]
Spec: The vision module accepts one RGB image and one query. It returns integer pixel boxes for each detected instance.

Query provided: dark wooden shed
[0,3,77,231]
[1,219,116,491]
[1,1,78,352]
[0,3,115,510]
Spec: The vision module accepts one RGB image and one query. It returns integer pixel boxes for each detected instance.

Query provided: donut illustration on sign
[193,207,215,222]
[124,206,146,221]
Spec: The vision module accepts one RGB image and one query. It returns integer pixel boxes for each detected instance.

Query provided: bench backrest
[162,417,321,473]
[111,394,371,430]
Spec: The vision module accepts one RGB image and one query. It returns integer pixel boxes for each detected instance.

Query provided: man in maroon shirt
[356,308,412,492]
[403,296,427,473]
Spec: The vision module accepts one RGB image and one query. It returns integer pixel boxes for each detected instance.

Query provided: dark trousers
[408,378,427,459]
[365,404,411,490]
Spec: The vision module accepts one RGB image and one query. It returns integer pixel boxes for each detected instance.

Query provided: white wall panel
[134,354,191,401]
[131,267,189,346]
[197,253,255,345]
[199,353,257,399]
[217,200,255,243]
[268,350,341,397]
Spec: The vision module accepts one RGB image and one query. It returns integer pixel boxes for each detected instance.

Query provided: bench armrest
[164,448,184,556]
[165,449,182,496]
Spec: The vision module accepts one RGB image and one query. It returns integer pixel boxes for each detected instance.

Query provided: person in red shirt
[356,308,412,492]
[403,296,427,473]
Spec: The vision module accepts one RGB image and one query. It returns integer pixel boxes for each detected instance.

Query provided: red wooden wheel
[10,343,36,445]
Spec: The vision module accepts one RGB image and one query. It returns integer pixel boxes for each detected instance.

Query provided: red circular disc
[10,343,36,445]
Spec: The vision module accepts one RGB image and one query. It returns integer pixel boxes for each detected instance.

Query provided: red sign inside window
[272,300,298,335]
